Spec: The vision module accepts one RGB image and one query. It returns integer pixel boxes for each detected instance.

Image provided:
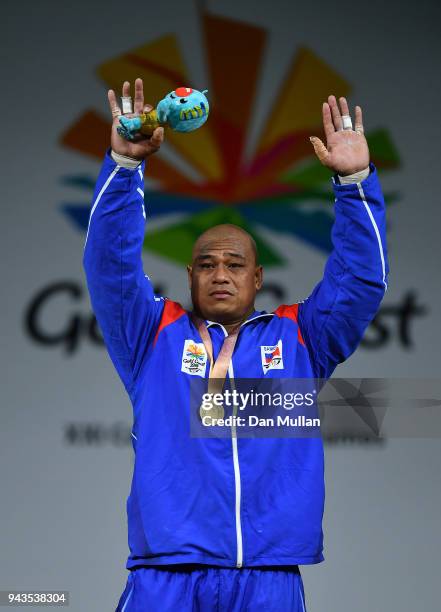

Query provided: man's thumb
[309,136,329,165]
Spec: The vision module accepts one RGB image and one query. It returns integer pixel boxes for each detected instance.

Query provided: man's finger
[108,89,121,118]
[338,96,350,117]
[149,127,164,150]
[134,78,144,114]
[120,81,133,114]
[309,136,329,165]
[122,81,131,97]
[355,105,364,133]
[339,97,353,130]
[328,95,343,131]
[143,104,153,113]
[322,103,335,140]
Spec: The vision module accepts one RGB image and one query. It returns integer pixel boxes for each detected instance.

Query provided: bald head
[187,223,263,328]
[192,224,258,265]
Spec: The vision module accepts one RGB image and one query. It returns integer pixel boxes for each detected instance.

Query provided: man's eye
[229,263,243,268]
[200,263,213,269]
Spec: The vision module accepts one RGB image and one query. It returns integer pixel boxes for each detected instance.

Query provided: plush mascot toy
[117,87,209,140]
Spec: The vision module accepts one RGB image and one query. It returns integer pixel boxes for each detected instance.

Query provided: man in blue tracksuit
[83,78,388,611]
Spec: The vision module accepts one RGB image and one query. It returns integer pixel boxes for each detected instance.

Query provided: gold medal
[199,400,224,423]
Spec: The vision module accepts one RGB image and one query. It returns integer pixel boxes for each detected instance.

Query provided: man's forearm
[83,150,163,393]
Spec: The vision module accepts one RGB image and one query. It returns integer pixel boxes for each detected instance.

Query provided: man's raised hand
[108,78,164,161]
[310,96,370,176]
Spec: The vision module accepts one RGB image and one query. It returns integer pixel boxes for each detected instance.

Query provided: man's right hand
[108,78,164,161]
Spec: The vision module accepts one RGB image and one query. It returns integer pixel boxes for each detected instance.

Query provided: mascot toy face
[116,86,209,141]
[156,87,209,132]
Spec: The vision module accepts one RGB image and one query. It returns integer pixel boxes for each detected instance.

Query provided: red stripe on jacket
[273,304,305,346]
[153,300,187,346]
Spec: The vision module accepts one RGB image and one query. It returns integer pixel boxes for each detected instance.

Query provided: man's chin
[205,301,240,322]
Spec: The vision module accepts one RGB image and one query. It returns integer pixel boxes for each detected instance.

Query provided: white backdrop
[1,0,440,610]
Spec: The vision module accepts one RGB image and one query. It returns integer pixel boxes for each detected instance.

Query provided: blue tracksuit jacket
[83,149,388,569]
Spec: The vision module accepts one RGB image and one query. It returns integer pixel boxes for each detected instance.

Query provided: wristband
[338,166,370,184]
[110,150,142,169]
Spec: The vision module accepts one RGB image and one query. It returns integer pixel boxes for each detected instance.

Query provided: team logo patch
[181,339,208,377]
[261,340,284,373]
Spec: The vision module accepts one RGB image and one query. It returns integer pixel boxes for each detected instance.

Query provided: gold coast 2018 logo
[59,12,400,266]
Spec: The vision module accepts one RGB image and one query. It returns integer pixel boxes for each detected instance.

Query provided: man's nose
[213,264,230,283]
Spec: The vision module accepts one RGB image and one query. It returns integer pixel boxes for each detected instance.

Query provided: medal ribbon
[191,314,240,419]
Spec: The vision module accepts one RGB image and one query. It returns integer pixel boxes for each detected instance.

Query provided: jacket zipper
[214,324,243,568]
[228,357,243,568]
[207,314,274,568]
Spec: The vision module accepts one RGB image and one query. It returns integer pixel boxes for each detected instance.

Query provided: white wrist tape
[110,150,142,169]
[338,166,370,184]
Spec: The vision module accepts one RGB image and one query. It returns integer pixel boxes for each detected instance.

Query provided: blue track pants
[116,564,306,611]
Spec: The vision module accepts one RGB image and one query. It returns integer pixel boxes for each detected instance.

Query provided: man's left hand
[310,95,369,176]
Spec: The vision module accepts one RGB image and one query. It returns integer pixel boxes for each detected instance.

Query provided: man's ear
[255,265,263,291]
[187,264,192,290]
